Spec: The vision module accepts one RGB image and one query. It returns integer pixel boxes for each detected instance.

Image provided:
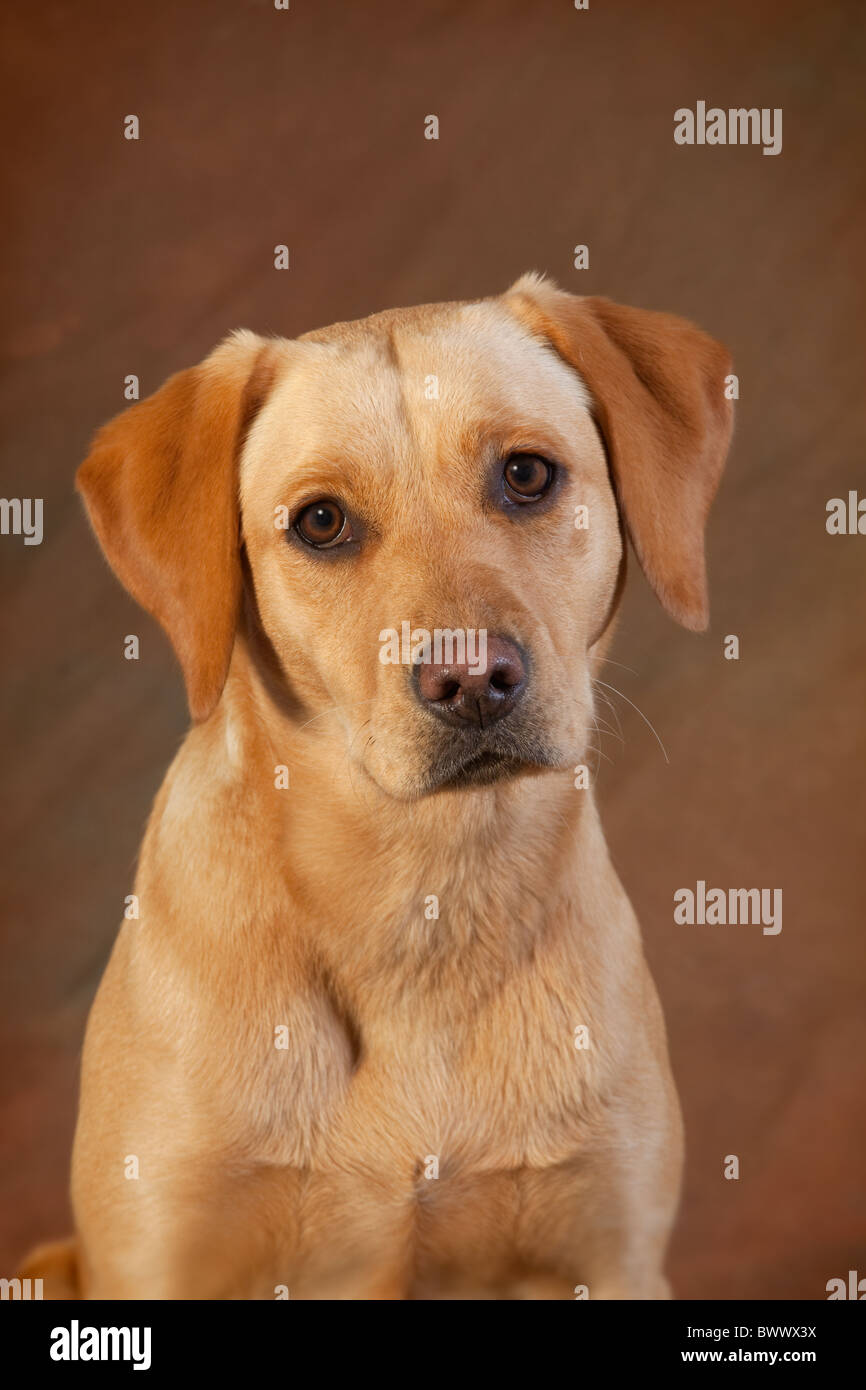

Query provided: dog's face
[77,275,733,800]
[240,301,621,798]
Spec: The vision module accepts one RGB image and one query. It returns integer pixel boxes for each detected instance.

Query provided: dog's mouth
[423,733,562,793]
[440,749,526,788]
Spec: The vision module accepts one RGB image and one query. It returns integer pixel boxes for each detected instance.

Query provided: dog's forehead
[251,298,592,479]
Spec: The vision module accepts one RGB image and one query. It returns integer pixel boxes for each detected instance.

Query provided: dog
[21,274,733,1299]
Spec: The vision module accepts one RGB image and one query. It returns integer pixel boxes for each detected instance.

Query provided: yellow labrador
[23,274,732,1299]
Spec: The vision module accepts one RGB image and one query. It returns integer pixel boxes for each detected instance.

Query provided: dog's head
[77,276,733,800]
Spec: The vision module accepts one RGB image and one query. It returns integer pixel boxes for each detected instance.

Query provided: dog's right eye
[294,500,351,549]
[502,453,555,502]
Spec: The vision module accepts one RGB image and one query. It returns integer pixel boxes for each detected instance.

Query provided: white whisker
[593,679,669,764]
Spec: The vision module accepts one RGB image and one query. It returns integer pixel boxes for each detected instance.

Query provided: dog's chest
[306,955,600,1167]
[269,975,601,1295]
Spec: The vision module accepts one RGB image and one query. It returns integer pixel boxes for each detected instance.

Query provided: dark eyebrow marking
[379,326,415,440]
[382,325,402,371]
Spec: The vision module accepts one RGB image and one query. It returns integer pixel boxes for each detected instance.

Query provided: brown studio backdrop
[1,0,864,1299]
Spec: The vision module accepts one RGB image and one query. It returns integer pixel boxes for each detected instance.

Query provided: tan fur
[23,276,732,1299]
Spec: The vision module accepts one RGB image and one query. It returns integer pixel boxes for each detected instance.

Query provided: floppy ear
[505,273,734,630]
[77,332,277,722]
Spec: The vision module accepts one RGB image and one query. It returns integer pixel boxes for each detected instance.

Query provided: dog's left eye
[502,454,554,501]
[294,500,352,548]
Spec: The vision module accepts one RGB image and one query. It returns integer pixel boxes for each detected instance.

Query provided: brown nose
[414,634,527,728]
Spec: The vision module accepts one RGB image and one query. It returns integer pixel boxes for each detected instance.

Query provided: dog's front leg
[73,1157,303,1300]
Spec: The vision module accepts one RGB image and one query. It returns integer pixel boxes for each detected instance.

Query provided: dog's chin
[358,726,578,802]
